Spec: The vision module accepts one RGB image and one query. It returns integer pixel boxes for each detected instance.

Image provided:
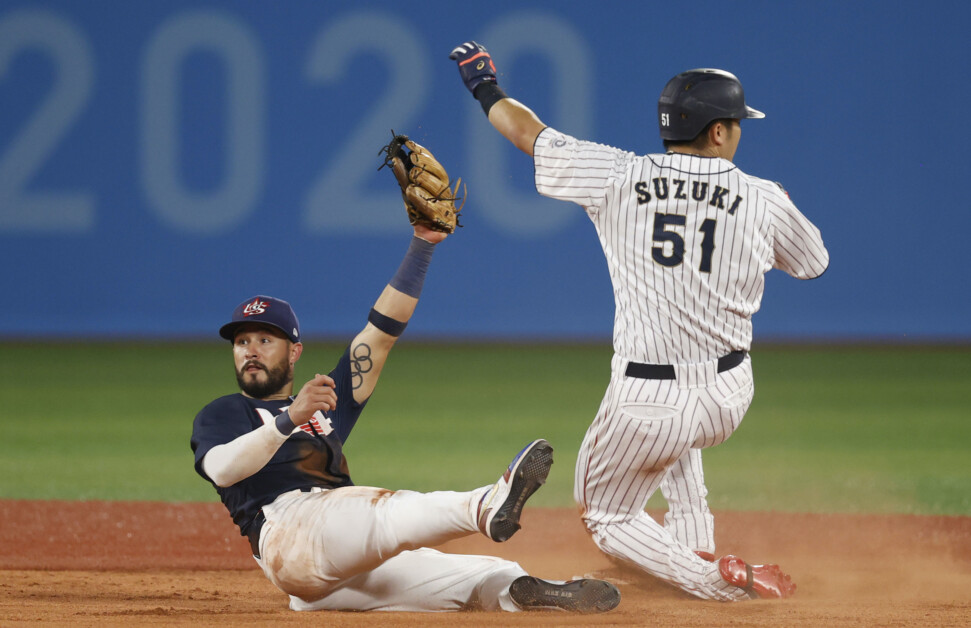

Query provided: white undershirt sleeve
[201,419,291,487]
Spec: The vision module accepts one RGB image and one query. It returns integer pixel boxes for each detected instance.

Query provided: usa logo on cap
[242,298,269,317]
[220,295,301,343]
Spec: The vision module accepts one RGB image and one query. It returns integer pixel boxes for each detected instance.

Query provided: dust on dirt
[1,500,968,627]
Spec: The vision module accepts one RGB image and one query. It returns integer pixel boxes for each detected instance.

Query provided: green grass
[695,346,971,515]
[0,341,968,515]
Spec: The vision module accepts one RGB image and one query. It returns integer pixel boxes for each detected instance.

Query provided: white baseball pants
[575,353,756,601]
[254,485,526,611]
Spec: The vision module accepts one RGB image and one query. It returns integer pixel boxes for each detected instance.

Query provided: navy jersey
[191,346,367,536]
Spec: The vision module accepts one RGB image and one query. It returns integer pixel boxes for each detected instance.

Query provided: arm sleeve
[533,127,631,215]
[201,420,290,488]
[768,192,830,279]
[328,346,368,443]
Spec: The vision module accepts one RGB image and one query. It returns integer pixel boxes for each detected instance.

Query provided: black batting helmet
[657,68,764,142]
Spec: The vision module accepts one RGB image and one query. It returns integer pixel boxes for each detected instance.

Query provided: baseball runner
[189,138,620,613]
[450,42,829,601]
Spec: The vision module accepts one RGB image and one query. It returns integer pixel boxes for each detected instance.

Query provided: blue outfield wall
[1,1,968,341]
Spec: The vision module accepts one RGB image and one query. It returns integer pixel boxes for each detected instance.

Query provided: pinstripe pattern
[574,354,754,525]
[535,128,829,364]
[536,127,826,600]
[572,354,755,600]
[592,512,747,601]
[660,448,714,553]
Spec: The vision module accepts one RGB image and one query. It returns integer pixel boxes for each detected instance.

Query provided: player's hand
[288,373,337,426]
[449,41,497,93]
[414,223,447,244]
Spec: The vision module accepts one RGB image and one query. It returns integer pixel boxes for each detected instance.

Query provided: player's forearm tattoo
[350,342,373,390]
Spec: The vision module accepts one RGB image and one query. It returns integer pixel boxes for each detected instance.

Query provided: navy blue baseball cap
[219,295,301,343]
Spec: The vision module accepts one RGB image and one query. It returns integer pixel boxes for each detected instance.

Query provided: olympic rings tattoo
[350,342,373,390]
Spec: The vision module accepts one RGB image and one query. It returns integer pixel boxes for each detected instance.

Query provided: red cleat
[718,555,796,599]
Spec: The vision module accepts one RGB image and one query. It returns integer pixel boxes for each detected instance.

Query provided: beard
[235,357,293,399]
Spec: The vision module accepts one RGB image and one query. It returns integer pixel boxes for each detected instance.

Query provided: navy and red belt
[625,351,747,380]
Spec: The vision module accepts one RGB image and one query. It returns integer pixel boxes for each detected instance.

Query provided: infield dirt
[1,500,968,626]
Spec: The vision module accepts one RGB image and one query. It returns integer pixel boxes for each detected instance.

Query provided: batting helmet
[657,68,765,142]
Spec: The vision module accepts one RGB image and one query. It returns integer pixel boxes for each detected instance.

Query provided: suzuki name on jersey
[635,177,743,215]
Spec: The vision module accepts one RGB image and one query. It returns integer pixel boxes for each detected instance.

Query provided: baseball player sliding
[450,41,829,601]
[190,139,620,614]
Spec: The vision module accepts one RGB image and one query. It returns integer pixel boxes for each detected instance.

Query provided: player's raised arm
[450,41,546,156]
[348,136,462,404]
[347,225,446,404]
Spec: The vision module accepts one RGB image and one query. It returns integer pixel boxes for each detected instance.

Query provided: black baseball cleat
[477,439,553,542]
[509,576,621,613]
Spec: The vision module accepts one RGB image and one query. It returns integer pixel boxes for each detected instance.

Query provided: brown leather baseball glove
[379,133,464,233]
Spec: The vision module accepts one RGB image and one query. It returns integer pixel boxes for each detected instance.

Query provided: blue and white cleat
[477,439,553,542]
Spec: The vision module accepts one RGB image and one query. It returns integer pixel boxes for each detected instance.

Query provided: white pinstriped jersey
[534,127,829,365]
